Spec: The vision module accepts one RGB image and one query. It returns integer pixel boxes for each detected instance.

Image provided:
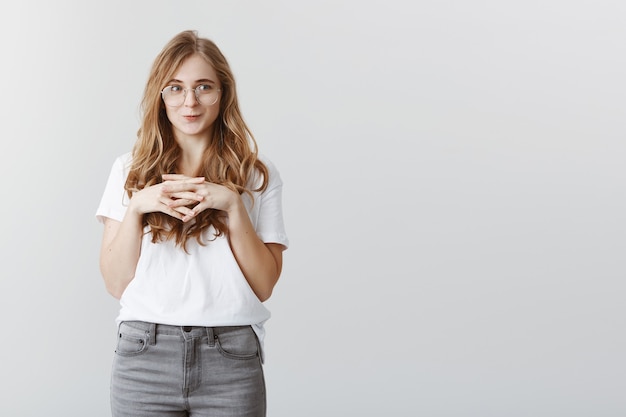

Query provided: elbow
[253,274,279,302]
[103,278,125,300]
[100,266,128,300]
[106,284,124,300]
[256,288,273,303]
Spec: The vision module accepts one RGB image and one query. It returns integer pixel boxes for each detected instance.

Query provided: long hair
[125,30,269,249]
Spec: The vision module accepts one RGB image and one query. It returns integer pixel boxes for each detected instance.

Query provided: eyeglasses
[161,84,221,107]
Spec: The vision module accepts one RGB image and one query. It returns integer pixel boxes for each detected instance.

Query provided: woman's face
[162,54,221,142]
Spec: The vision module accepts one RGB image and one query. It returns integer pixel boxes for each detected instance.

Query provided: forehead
[171,54,218,81]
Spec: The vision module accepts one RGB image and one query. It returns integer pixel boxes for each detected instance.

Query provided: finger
[169,191,204,201]
[186,201,209,219]
[162,174,205,183]
[173,205,199,223]
[158,203,185,221]
[161,182,206,195]
[167,197,202,208]
[172,204,195,216]
[157,196,184,215]
[162,174,188,180]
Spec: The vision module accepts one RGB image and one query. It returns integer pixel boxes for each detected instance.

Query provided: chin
[176,126,212,138]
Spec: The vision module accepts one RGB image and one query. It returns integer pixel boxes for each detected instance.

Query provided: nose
[183,89,198,107]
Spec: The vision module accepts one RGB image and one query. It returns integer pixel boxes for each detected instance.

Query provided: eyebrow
[167,78,217,85]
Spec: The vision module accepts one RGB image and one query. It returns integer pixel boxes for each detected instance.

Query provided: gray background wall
[0,0,624,415]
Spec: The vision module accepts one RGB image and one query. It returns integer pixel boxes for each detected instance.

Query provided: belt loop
[206,327,215,347]
[147,323,157,346]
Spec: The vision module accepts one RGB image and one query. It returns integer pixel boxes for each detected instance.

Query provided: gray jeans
[110,321,266,417]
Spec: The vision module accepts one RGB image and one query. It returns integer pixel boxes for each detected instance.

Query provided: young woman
[96,30,289,417]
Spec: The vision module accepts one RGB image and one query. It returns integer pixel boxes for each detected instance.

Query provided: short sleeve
[95,152,132,223]
[255,156,289,249]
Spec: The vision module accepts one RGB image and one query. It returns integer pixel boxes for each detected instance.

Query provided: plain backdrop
[0,1,624,416]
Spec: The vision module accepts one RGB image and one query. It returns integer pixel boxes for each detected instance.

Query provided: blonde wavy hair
[125,30,268,249]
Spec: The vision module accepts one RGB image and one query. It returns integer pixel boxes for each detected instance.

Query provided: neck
[176,139,208,176]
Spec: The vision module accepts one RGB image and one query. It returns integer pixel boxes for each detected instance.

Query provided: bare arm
[226,198,285,302]
[163,174,285,301]
[99,212,143,299]
[99,176,205,299]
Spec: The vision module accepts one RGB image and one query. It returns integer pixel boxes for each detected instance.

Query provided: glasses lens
[162,86,184,106]
[196,86,220,106]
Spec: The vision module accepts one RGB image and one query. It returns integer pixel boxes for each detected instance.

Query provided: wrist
[125,200,146,224]
[225,194,248,227]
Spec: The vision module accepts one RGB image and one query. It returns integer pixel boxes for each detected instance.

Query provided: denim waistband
[120,320,252,346]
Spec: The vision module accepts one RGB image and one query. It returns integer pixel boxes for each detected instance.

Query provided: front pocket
[215,326,259,360]
[115,330,148,356]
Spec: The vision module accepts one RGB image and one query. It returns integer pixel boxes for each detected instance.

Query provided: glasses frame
[160,85,222,107]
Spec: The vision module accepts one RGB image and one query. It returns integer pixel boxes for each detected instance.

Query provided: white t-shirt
[96,151,289,358]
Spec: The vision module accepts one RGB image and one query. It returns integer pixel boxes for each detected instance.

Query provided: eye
[168,85,183,93]
[196,84,213,92]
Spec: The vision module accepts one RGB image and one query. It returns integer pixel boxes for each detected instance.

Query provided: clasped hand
[130,174,237,222]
